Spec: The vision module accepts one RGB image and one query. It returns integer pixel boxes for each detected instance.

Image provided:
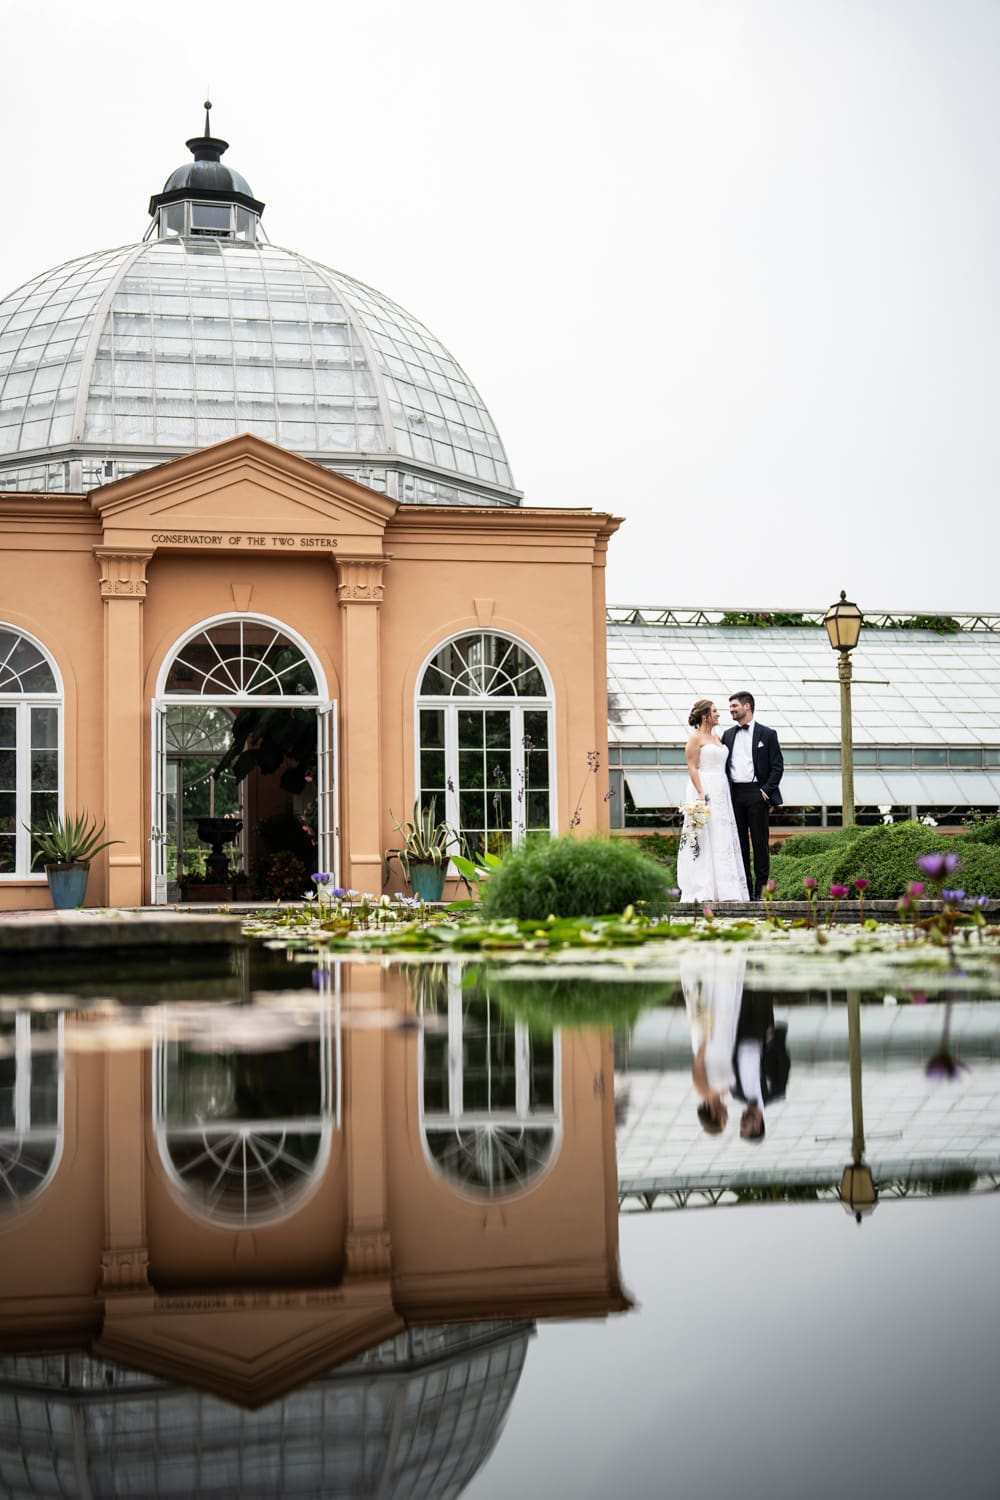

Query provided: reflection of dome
[0,108,517,507]
[0,1323,531,1497]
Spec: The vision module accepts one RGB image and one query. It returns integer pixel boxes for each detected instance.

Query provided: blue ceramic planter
[46,863,89,909]
[409,863,446,904]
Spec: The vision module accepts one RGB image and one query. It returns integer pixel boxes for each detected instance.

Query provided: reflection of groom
[732,992,790,1140]
[723,691,784,900]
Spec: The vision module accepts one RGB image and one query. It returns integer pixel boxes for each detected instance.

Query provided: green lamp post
[823,591,864,828]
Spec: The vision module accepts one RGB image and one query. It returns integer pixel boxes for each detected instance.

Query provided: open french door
[316,701,339,886]
[150,701,168,904]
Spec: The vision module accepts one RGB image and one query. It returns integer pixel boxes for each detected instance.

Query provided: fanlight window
[164,619,318,697]
[418,633,553,859]
[418,968,560,1198]
[0,628,60,878]
[0,1013,63,1205]
[164,704,235,755]
[153,999,338,1226]
[420,634,546,697]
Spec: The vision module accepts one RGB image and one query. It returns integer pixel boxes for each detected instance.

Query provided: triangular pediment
[94,1285,404,1408]
[91,434,397,552]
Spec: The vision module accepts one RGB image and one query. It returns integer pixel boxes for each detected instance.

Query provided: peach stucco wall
[0,434,620,908]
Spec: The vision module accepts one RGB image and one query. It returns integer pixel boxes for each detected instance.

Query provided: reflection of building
[607,611,1000,830]
[0,1328,531,1499]
[0,111,618,907]
[0,963,627,1433]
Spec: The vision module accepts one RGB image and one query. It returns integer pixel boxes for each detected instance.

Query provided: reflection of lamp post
[823,591,864,828]
[838,990,878,1223]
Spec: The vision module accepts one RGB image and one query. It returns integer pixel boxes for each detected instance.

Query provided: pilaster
[335,555,387,893]
[100,1048,150,1292]
[95,548,152,906]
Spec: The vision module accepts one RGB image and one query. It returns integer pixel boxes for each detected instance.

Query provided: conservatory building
[0,112,618,908]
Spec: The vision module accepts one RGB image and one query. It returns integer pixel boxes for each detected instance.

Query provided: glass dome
[0,118,518,506]
[0,1325,531,1497]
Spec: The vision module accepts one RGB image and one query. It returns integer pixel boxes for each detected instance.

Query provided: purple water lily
[926,1052,969,1081]
[916,851,960,881]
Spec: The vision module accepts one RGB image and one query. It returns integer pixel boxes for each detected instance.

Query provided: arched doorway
[152,615,336,904]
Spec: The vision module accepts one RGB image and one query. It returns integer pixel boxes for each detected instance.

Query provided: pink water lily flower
[829,884,849,899]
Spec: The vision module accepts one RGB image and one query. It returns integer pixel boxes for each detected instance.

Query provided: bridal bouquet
[679,798,711,860]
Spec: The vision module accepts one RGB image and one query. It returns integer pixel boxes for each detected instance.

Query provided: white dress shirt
[730,719,756,783]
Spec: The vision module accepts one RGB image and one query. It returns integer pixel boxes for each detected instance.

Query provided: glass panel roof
[0,240,516,503]
[607,624,1000,750]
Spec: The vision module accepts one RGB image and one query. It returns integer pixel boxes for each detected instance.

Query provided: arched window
[418,965,560,1198]
[161,618,320,698]
[0,1013,63,1204]
[0,628,61,879]
[417,633,553,859]
[152,994,339,1226]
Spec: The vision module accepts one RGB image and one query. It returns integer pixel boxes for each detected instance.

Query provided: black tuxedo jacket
[723,721,784,806]
[731,993,790,1105]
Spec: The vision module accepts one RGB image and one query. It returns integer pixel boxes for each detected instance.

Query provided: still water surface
[0,945,997,1498]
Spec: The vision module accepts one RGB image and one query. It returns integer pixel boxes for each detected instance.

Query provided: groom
[723,691,784,900]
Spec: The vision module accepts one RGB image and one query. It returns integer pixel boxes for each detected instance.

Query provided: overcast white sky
[2,0,997,612]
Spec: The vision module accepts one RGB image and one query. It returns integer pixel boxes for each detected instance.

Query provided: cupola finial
[203,98,212,137]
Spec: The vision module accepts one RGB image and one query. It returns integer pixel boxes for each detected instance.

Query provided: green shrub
[768,846,845,900]
[480,834,673,920]
[774,827,857,860]
[635,832,679,868]
[958,815,1000,847]
[825,821,952,898]
[947,842,1000,898]
[766,820,994,901]
[487,973,674,1032]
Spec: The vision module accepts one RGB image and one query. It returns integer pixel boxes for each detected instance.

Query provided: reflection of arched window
[163,618,319,697]
[417,632,553,859]
[0,1013,63,1203]
[153,997,338,1225]
[419,967,560,1197]
[0,628,60,878]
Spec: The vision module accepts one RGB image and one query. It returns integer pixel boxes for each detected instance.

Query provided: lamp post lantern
[838,990,878,1223]
[823,591,864,827]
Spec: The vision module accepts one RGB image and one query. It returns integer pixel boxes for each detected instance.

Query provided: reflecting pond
[1,942,998,1498]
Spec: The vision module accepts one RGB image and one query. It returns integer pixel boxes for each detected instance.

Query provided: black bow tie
[738,724,750,731]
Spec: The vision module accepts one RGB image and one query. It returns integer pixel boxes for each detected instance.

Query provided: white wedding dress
[677,741,749,903]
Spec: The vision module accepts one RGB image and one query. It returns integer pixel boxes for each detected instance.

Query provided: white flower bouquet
[679,798,711,860]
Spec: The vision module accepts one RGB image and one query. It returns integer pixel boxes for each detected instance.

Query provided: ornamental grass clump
[480,834,673,920]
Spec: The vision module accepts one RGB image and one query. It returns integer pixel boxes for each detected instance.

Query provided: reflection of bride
[677,699,748,903]
[681,945,747,1134]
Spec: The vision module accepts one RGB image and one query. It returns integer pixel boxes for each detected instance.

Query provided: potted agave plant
[29,810,122,909]
[383,799,464,903]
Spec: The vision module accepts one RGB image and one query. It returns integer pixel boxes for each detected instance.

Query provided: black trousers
[730,781,771,899]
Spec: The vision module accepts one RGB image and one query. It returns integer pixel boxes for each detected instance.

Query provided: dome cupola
[148,103,265,243]
[0,108,518,504]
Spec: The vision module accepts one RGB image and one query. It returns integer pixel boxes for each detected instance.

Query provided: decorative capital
[335,555,388,606]
[344,1228,392,1277]
[95,549,153,599]
[100,1247,150,1291]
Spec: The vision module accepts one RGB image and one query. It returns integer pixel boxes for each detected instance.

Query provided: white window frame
[152,614,332,902]
[0,628,63,881]
[414,630,557,852]
[417,962,561,1199]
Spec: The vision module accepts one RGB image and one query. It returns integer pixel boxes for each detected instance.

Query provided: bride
[677,699,749,904]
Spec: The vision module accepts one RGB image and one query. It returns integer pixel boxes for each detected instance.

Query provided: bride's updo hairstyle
[688,698,713,729]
